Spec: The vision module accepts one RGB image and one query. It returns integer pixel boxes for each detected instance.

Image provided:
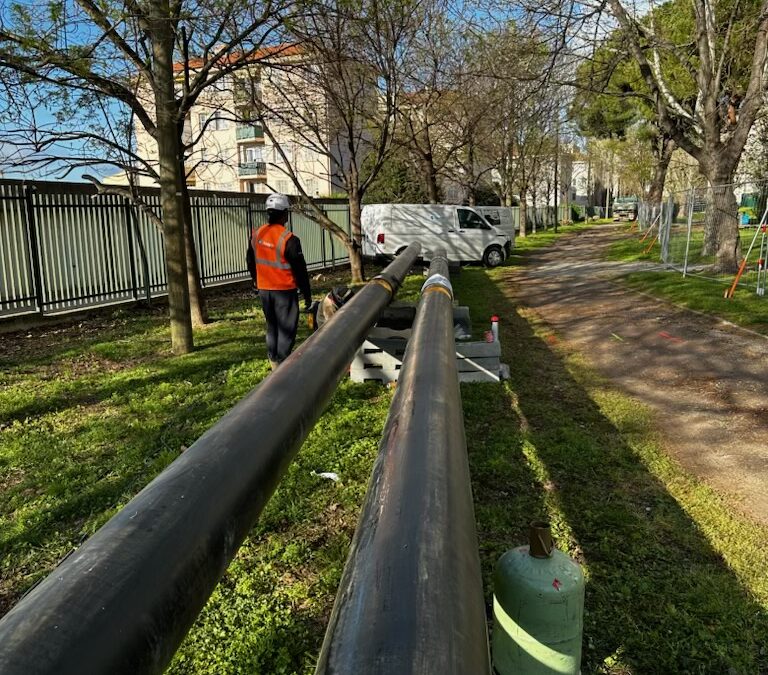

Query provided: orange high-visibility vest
[252,224,296,290]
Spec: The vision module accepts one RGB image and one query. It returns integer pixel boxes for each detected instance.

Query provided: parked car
[361,203,512,267]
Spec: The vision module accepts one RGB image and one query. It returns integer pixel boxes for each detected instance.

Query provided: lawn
[2,224,767,673]
[604,224,768,333]
[456,261,768,673]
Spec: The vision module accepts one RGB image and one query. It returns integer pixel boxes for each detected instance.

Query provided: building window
[273,144,292,162]
[305,178,317,195]
[276,180,289,193]
[243,146,263,163]
[200,147,208,161]
[198,113,208,130]
[211,114,229,131]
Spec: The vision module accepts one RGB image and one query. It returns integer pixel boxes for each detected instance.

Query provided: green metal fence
[0,181,350,320]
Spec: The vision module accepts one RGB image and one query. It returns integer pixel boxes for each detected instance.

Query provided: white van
[476,206,517,238]
[361,204,512,267]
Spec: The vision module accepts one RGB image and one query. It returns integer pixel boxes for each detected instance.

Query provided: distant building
[107,45,341,196]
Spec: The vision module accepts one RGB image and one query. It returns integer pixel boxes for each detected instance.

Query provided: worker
[247,193,312,370]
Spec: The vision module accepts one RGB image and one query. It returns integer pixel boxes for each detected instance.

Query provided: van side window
[458,209,489,230]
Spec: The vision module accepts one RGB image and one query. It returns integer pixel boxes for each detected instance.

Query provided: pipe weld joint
[371,276,394,295]
[421,273,453,299]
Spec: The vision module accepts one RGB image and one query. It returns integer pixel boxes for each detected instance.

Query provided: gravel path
[508,224,768,523]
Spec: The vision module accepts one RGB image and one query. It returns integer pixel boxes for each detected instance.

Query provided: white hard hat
[265,193,290,211]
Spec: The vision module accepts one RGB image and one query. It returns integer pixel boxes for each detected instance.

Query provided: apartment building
[108,45,339,196]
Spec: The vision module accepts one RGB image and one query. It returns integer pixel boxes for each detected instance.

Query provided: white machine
[361,203,512,267]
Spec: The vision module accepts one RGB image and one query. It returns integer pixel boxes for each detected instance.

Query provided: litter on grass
[311,470,340,482]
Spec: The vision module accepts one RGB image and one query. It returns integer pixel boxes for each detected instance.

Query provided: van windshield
[458,209,489,230]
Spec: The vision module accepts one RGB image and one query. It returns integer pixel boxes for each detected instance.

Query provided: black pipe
[315,251,491,674]
[0,243,421,675]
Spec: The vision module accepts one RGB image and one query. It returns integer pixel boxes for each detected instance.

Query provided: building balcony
[239,161,266,176]
[235,125,264,141]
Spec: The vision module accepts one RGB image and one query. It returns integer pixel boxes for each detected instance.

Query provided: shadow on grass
[0,319,272,424]
[457,267,768,673]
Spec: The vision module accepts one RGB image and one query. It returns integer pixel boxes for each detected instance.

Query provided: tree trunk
[704,180,741,272]
[151,0,193,354]
[180,172,209,326]
[426,166,441,204]
[530,188,538,234]
[518,187,528,238]
[646,135,674,207]
[347,190,365,283]
[701,160,741,271]
[417,150,441,203]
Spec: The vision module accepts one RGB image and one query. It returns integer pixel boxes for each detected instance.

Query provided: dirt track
[508,224,768,524]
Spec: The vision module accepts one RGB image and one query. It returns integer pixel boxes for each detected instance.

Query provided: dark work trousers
[259,289,299,363]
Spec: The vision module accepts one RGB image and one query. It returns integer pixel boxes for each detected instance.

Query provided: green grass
[604,225,659,262]
[455,256,768,673]
[622,271,768,332]
[0,281,396,672]
[603,225,768,332]
[3,231,767,673]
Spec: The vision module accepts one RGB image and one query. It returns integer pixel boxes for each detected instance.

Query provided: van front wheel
[483,246,504,268]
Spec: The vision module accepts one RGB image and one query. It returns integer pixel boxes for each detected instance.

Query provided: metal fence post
[124,199,139,300]
[661,194,674,264]
[23,185,45,315]
[129,205,152,304]
[195,201,206,287]
[682,188,695,277]
[100,198,118,295]
[321,227,327,268]
[246,200,254,246]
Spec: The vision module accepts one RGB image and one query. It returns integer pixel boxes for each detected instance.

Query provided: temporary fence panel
[504,204,572,232]
[644,180,768,295]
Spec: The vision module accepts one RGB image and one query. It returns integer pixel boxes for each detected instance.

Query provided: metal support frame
[682,187,695,277]
[315,250,491,675]
[0,244,420,675]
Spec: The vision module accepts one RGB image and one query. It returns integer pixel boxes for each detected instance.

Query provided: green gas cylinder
[492,521,584,675]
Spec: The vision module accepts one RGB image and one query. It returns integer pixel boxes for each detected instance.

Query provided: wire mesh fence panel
[637,202,663,231]
[658,181,768,294]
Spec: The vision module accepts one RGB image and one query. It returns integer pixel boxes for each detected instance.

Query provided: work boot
[269,359,279,371]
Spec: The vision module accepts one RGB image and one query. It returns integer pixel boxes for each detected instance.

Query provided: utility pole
[554,113,560,233]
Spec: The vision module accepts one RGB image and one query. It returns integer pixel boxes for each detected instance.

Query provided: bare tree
[394,11,469,203]
[0,0,291,349]
[238,0,426,282]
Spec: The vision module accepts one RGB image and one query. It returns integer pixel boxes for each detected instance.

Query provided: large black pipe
[0,243,421,675]
[315,251,491,674]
